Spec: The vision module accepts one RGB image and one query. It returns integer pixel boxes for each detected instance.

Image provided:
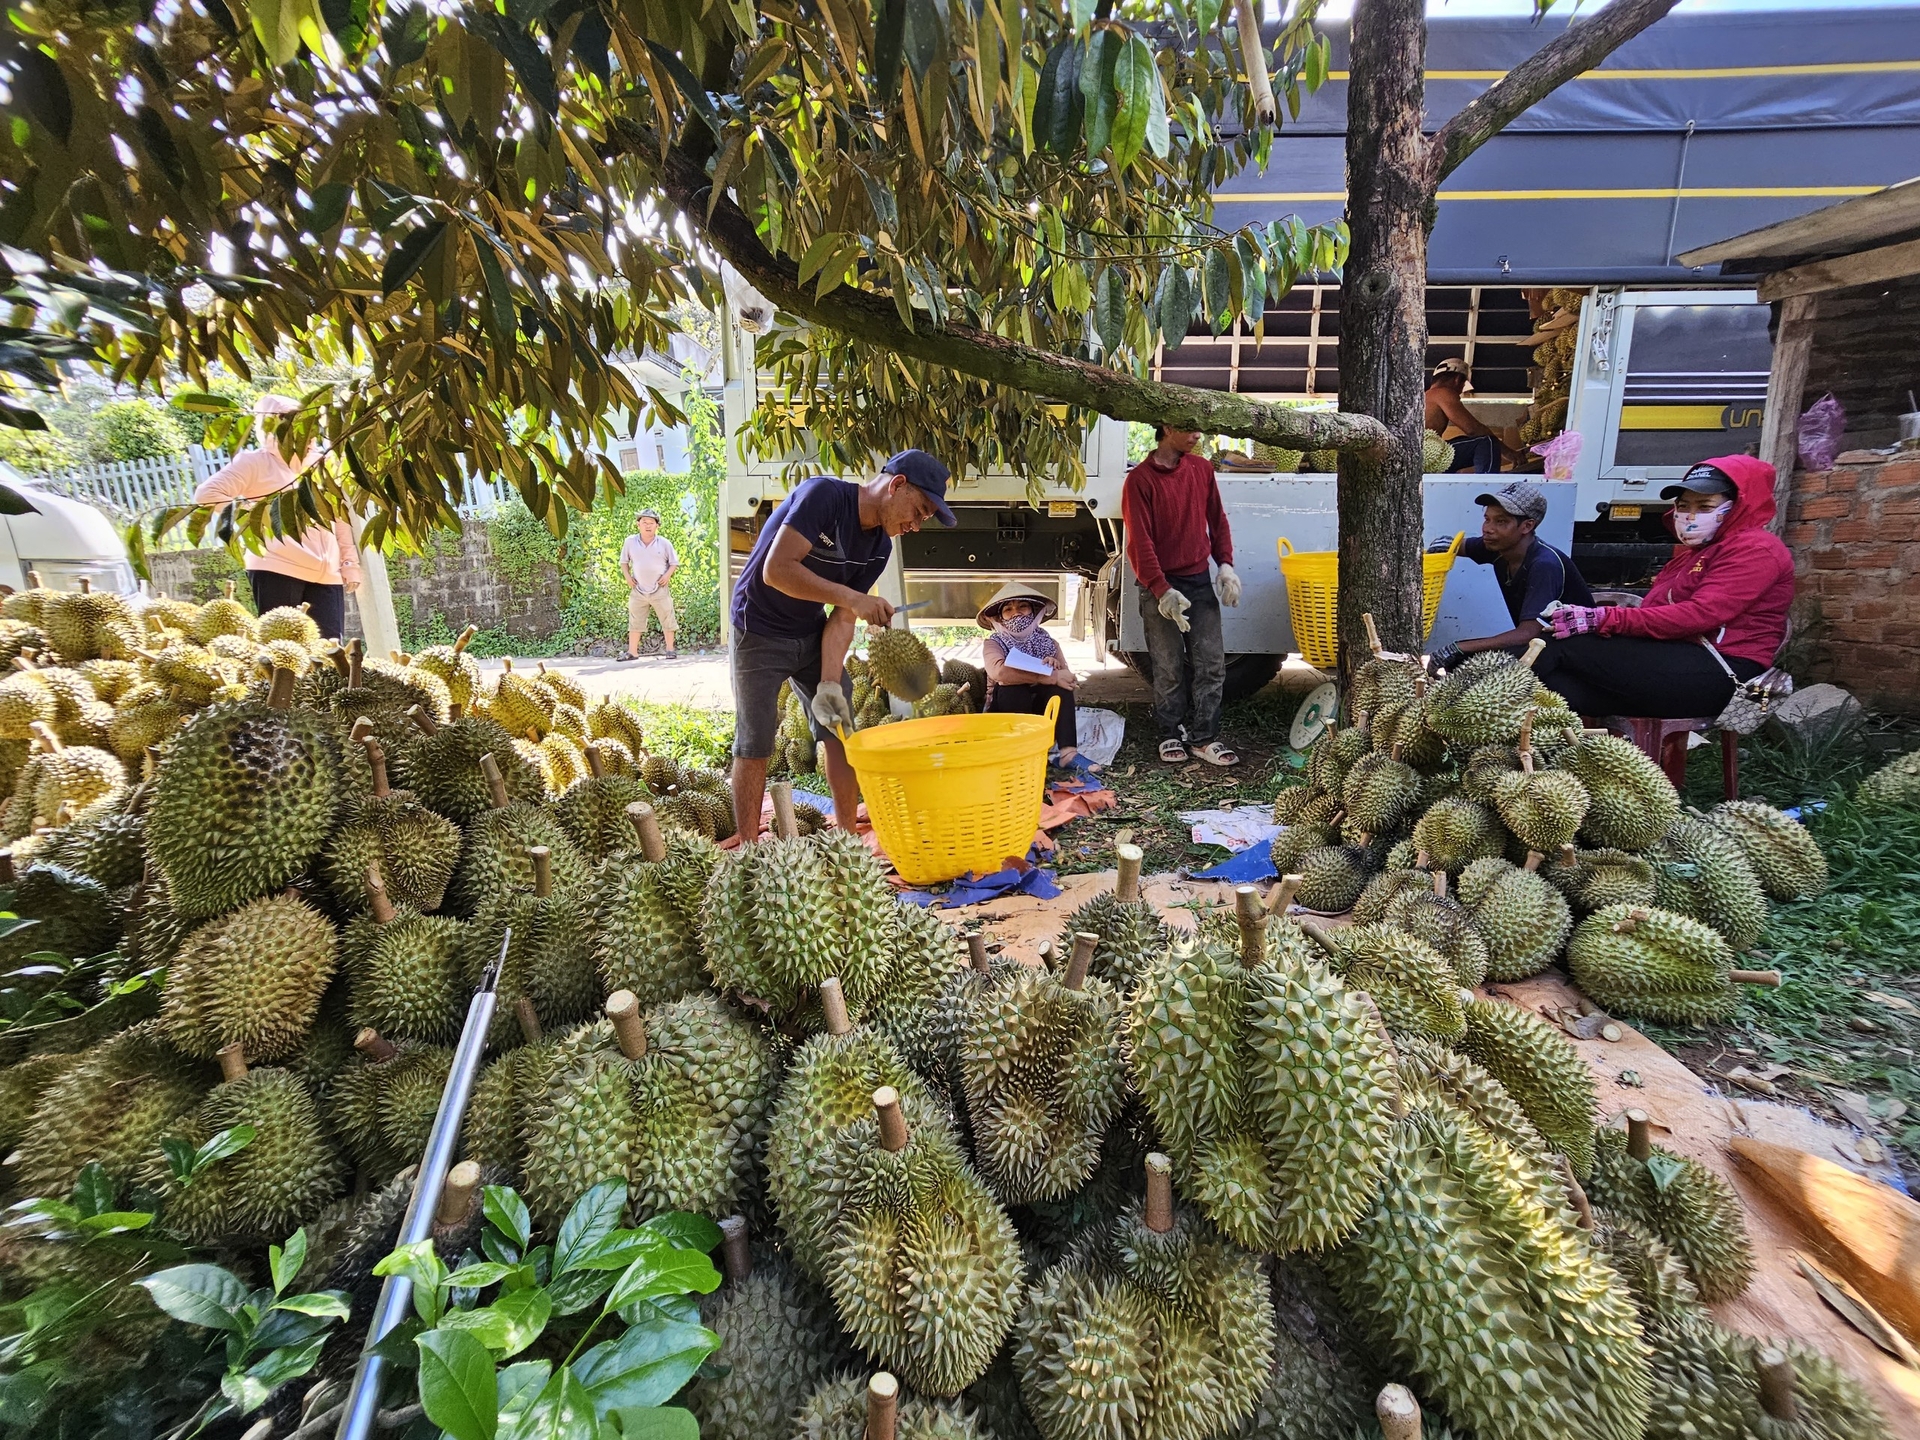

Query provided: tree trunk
[1336,0,1432,673]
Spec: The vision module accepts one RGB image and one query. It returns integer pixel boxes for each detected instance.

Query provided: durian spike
[1432,869,1449,898]
[820,977,852,1037]
[267,666,297,709]
[1730,968,1783,987]
[1064,931,1098,990]
[436,1160,482,1227]
[1524,850,1545,872]
[626,802,667,863]
[965,932,990,975]
[873,1087,909,1152]
[867,1373,900,1440]
[584,746,606,779]
[514,998,543,1044]
[479,753,510,810]
[408,704,441,737]
[1375,1384,1422,1440]
[1625,1109,1652,1163]
[453,625,478,654]
[1266,872,1304,915]
[347,638,364,688]
[365,864,397,926]
[361,735,390,798]
[217,1042,248,1083]
[1557,1154,1594,1229]
[1144,1152,1175,1234]
[0,852,12,885]
[718,1215,752,1283]
[1362,612,1384,658]
[1115,841,1144,902]
[528,846,553,899]
[355,1027,399,1063]
[1234,885,1266,966]
[1521,636,1547,669]
[1611,907,1653,935]
[606,989,647,1060]
[1519,708,1537,773]
[1755,1347,1799,1422]
[27,721,60,753]
[769,780,799,840]
[77,575,92,594]
[1351,990,1407,1117]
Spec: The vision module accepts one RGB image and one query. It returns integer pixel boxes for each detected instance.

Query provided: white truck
[717,285,1770,699]
[0,462,141,595]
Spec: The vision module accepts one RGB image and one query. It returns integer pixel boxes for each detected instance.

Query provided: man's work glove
[1430,643,1467,673]
[1156,587,1192,634]
[1214,564,1242,607]
[810,679,855,731]
[1550,605,1604,640]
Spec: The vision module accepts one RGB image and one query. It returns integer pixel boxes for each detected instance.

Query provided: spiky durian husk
[1271,785,1322,825]
[1566,904,1737,1025]
[1349,656,1418,718]
[3,860,123,961]
[1056,889,1172,995]
[447,800,586,917]
[1015,1197,1276,1440]
[399,715,545,824]
[552,772,651,861]
[1324,1099,1651,1440]
[1545,846,1658,913]
[1410,797,1505,874]
[1423,652,1540,745]
[1650,814,1769,951]
[684,1258,852,1440]
[0,1051,78,1152]
[868,627,940,702]
[157,1067,347,1243]
[38,799,146,889]
[591,853,705,1009]
[1394,1039,1562,1193]
[1317,923,1466,1042]
[1128,936,1395,1253]
[864,901,968,1076]
[1380,889,1491,989]
[464,884,598,1048]
[1705,799,1827,901]
[1489,764,1591,855]
[1585,1126,1754,1303]
[1456,857,1571,981]
[322,789,462,914]
[160,893,339,1062]
[1557,732,1679,851]
[1856,749,1920,813]
[460,1039,559,1176]
[1350,866,1431,923]
[344,907,467,1044]
[1340,751,1421,834]
[14,1023,210,1196]
[520,1021,636,1224]
[1294,845,1371,914]
[1305,726,1371,794]
[1368,694,1447,771]
[1457,999,1597,1177]
[792,1374,990,1440]
[1229,1259,1380,1440]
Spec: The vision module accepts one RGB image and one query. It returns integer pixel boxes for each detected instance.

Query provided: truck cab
[0,463,141,594]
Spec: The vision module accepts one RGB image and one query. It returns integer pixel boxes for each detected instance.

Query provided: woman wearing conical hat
[977,581,1089,771]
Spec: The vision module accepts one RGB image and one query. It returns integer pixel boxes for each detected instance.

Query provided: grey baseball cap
[1475,481,1548,524]
[1660,462,1736,500]
[636,508,661,521]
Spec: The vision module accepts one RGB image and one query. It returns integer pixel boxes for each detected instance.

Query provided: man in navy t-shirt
[1433,481,1593,669]
[728,449,956,841]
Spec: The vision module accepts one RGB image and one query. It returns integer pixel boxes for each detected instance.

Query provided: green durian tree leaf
[501,1365,596,1440]
[573,1317,720,1417]
[490,1288,553,1358]
[1644,1152,1687,1193]
[269,1229,308,1295]
[555,1182,627,1276]
[485,1186,533,1254]
[606,1250,721,1312]
[607,1406,698,1440]
[417,1328,500,1440]
[641,1212,722,1255]
[139,1263,247,1331]
[70,1162,113,1219]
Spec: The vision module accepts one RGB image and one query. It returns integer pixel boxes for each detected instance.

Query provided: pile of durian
[0,582,1887,1440]
[774,627,986,776]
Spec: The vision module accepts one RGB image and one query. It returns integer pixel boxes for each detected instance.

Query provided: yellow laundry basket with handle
[1276,532,1465,668]
[839,697,1059,885]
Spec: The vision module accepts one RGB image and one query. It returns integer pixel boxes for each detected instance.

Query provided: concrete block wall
[1785,452,1920,715]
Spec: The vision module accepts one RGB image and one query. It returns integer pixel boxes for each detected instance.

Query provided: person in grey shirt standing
[619,508,679,661]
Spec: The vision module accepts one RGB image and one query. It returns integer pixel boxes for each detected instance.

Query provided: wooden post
[820,977,852,1037]
[1115,842,1143,902]
[1626,1109,1652,1163]
[1266,872,1304,915]
[479,753,509,810]
[1235,884,1266,966]
[217,1043,247,1083]
[1759,293,1817,535]
[627,802,667,863]
[436,1161,481,1227]
[770,781,798,840]
[966,932,990,975]
[1144,1152,1175,1233]
[866,1373,899,1440]
[874,1087,909,1152]
[1755,1348,1798,1422]
[1376,1384,1422,1440]
[719,1215,752,1282]
[606,990,647,1060]
[1064,932,1097,990]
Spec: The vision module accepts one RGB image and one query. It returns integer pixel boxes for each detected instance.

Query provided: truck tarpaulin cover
[1213,5,1920,283]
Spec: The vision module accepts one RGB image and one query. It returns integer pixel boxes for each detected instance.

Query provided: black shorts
[730,628,835,759]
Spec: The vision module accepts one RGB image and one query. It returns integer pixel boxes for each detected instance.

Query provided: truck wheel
[1119,650,1280,703]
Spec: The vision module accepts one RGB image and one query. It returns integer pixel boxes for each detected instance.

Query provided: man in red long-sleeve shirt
[1122,425,1241,766]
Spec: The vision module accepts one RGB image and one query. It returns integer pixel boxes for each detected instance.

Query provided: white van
[0,462,140,595]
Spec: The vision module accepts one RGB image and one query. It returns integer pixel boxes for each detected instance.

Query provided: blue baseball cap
[882,450,957,527]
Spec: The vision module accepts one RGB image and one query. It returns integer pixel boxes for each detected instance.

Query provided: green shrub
[91,401,186,462]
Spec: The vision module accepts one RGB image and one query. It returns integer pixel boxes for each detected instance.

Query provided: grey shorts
[730,627,834,759]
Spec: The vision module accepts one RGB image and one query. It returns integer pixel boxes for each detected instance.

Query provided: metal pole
[335,932,505,1440]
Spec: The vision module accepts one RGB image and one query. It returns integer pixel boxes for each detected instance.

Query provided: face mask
[1674,500,1733,546]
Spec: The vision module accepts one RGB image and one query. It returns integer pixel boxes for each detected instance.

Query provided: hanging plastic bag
[1530,430,1582,480]
[1797,393,1846,472]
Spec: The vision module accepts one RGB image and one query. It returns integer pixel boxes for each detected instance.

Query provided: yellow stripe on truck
[1619,405,1765,431]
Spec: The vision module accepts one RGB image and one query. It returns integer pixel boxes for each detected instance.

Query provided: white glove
[810,679,854,730]
[1214,563,1241,607]
[1156,587,1192,634]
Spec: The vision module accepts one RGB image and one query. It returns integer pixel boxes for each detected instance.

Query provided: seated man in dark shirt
[1432,481,1593,668]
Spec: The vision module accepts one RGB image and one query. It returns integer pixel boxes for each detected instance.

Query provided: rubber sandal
[1158,738,1188,763]
[1192,741,1240,767]
[1052,751,1101,776]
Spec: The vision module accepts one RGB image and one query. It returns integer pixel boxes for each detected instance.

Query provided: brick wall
[1785,452,1920,714]
[1799,274,1920,453]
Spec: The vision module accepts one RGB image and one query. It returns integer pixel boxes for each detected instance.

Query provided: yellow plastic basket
[1276,532,1466,668]
[839,697,1059,886]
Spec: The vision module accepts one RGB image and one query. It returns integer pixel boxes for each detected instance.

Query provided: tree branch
[1427,0,1680,185]
[656,146,1391,457]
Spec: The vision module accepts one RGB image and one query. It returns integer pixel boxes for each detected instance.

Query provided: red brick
[1883,624,1920,648]
[1872,459,1920,487]
[1792,472,1826,495]
[1810,548,1849,570]
[1797,495,1853,520]
[1827,470,1859,493]
[1877,493,1920,516]
[1785,522,1820,546]
[1829,519,1877,543]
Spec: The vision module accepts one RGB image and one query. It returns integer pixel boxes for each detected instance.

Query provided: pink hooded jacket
[1596,454,1792,667]
[191,399,362,589]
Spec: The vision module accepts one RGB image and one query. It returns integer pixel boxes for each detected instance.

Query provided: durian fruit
[1,856,124,960]
[1367,680,1448,771]
[411,625,482,711]
[1705,800,1827,901]
[1489,710,1590,854]
[0,1051,78,1153]
[1306,722,1371,795]
[3,723,126,838]
[107,690,185,764]
[1409,797,1504,874]
[942,657,988,712]
[1856,749,1920,812]
[953,932,1126,1204]
[326,1030,455,1176]
[488,656,557,736]
[792,1372,990,1440]
[147,668,340,920]
[448,753,587,917]
[1053,844,1170,993]
[36,583,132,664]
[1294,844,1371,914]
[1350,863,1431,923]
[591,802,711,1008]
[586,695,646,753]
[322,735,462,914]
[464,843,598,1047]
[1567,903,1781,1025]
[530,660,585,711]
[0,669,58,741]
[530,731,589,794]
[861,898,969,1076]
[1128,913,1396,1254]
[1348,645,1419,719]
[1305,920,1466,1043]
[1457,998,1598,1177]
[814,1084,1022,1395]
[191,581,255,643]
[361,653,453,725]
[256,602,322,648]
[400,706,545,824]
[553,745,653,861]
[1585,1115,1754,1303]
[1271,785,1324,825]
[1457,854,1572,981]
[1380,873,1491,990]
[344,865,467,1043]
[867,626,939,702]
[160,890,339,1062]
[1323,1084,1652,1440]
[1423,641,1547,746]
[1015,1155,1276,1440]
[639,750,683,795]
[1270,819,1338,879]
[1557,729,1679,851]
[155,1054,347,1244]
[1341,745,1421,835]
[1544,843,1658,914]
[459,1003,557,1173]
[1649,813,1768,952]
[1229,1259,1380,1440]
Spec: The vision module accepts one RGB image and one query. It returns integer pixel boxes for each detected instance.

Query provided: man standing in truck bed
[1123,424,1242,767]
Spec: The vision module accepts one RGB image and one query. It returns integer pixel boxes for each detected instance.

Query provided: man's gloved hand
[1156,587,1192,633]
[1431,644,1466,673]
[1550,605,1605,640]
[810,679,854,731]
[1214,564,1242,607]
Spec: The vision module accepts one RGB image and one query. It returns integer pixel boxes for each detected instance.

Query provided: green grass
[616,699,736,770]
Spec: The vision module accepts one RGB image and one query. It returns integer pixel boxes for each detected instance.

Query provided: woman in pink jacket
[191,396,361,639]
[1533,454,1792,718]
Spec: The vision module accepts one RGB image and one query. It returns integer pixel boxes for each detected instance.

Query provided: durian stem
[390,650,405,663]
[1521,636,1547,670]
[1557,1154,1594,1229]
[216,1043,247,1082]
[966,931,990,975]
[1558,843,1577,869]
[873,1087,909,1152]
[453,625,478,655]
[1519,709,1536,773]
[501,657,514,672]
[28,721,59,754]
[1524,850,1545,872]
[1389,741,1403,762]
[1362,612,1384,658]
[528,846,553,899]
[1611,907,1651,935]
[1730,969,1783,988]
[362,736,390,797]
[1115,841,1144,902]
[408,704,440,737]
[349,715,377,747]
[448,701,466,721]
[627,802,667,863]
[347,638,364,689]
[355,1028,398,1062]
[1432,869,1448,898]
[1416,847,1431,870]
[1266,872,1304,915]
[1625,1109,1652,1162]
[1144,1152,1175,1233]
[224,580,235,599]
[365,865,397,925]
[267,666,297,710]
[606,989,647,1059]
[1234,885,1266,966]
[0,852,12,885]
[1298,918,1344,963]
[866,1373,900,1440]
[479,753,509,811]
[1375,1384,1422,1440]
[820,977,852,1037]
[77,575,91,594]
[436,1161,481,1227]
[24,570,39,588]
[515,998,544,1043]
[769,781,798,840]
[1755,1348,1799,1421]
[718,1216,752,1282]
[1064,931,1098,990]
[584,746,605,779]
